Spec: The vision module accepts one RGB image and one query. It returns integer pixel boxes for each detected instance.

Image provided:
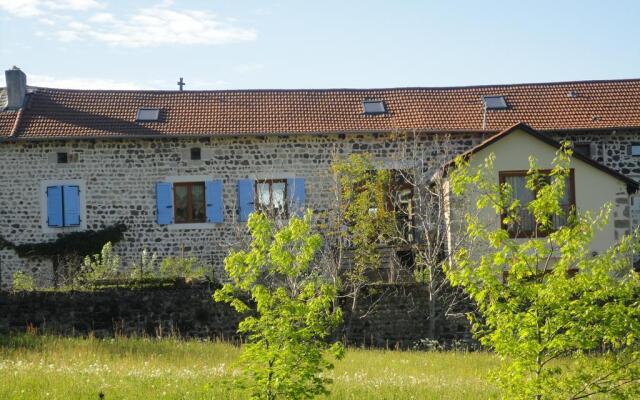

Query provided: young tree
[329,153,395,335]
[214,210,343,400]
[388,132,473,340]
[447,144,640,399]
[330,134,472,341]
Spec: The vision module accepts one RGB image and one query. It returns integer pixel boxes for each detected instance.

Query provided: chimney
[5,66,27,110]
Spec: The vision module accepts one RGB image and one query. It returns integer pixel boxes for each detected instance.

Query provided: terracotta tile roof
[2,79,640,140]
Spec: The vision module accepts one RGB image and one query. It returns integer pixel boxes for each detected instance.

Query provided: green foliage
[159,253,206,281]
[448,143,640,399]
[214,210,343,400]
[130,249,159,280]
[331,153,395,289]
[0,223,126,286]
[75,242,121,286]
[12,271,35,292]
[0,223,126,259]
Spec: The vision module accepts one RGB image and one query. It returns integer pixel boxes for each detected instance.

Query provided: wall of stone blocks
[0,283,472,348]
[0,132,480,288]
[1,129,639,288]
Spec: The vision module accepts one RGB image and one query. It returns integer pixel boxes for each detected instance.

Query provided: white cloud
[1,1,257,47]
[87,12,113,23]
[65,7,257,47]
[30,74,145,89]
[0,0,103,17]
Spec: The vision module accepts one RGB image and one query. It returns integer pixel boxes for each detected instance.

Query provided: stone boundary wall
[0,283,471,348]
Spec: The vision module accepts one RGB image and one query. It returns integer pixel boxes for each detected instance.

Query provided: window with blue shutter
[46,184,82,227]
[46,185,64,227]
[237,179,255,222]
[156,182,173,225]
[63,185,81,226]
[287,177,306,217]
[205,180,224,223]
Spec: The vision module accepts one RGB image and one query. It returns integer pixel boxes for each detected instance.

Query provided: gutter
[2,125,640,144]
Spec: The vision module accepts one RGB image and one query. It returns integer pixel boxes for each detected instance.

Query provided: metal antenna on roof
[177,77,185,91]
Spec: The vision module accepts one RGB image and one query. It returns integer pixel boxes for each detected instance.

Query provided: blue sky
[1,0,639,90]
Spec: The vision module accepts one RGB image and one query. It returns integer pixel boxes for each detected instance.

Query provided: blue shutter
[62,185,81,226]
[206,180,224,223]
[46,185,63,227]
[156,182,173,225]
[287,177,306,217]
[237,179,255,222]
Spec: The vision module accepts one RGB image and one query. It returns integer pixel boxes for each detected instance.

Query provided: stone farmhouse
[2,66,640,288]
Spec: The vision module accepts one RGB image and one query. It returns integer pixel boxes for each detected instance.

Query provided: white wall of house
[449,128,631,257]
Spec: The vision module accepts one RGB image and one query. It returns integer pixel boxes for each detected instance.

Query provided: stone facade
[0,131,479,288]
[1,129,639,288]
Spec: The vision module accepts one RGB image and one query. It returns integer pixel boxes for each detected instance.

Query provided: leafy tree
[447,144,640,399]
[214,210,343,400]
[330,153,395,330]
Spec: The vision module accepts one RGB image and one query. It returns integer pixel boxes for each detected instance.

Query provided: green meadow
[0,334,499,399]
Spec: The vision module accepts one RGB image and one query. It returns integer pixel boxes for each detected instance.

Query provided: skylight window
[136,108,161,121]
[482,96,508,110]
[362,100,386,114]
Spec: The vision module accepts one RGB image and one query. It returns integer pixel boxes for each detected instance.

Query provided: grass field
[0,334,500,399]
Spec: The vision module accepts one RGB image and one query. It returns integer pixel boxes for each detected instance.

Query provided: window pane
[554,176,572,228]
[257,183,270,209]
[191,183,206,222]
[174,185,189,223]
[506,175,535,232]
[271,182,286,210]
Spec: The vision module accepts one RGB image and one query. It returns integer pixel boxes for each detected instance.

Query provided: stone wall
[0,283,471,348]
[0,132,479,288]
[1,128,639,288]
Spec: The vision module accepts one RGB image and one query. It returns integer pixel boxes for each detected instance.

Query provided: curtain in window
[553,176,572,228]
[505,175,535,232]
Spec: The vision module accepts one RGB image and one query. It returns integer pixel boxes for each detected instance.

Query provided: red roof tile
[3,79,640,140]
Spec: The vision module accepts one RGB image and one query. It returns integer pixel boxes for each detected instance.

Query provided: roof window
[362,100,386,114]
[136,108,161,121]
[482,95,508,110]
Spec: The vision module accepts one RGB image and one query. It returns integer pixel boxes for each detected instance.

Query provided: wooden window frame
[498,169,576,238]
[255,179,288,217]
[173,181,206,224]
[388,173,415,242]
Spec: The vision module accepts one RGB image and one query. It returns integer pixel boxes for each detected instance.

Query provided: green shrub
[12,271,35,292]
[130,248,158,280]
[159,253,206,281]
[75,242,121,286]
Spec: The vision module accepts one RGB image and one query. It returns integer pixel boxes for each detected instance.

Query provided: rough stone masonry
[0,128,638,288]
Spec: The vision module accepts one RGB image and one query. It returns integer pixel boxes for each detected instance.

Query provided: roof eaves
[443,122,639,193]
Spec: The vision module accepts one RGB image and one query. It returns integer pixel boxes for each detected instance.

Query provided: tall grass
[0,334,499,399]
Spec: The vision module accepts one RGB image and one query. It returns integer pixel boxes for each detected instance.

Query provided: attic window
[482,96,508,110]
[362,100,386,115]
[190,147,201,161]
[136,108,160,121]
